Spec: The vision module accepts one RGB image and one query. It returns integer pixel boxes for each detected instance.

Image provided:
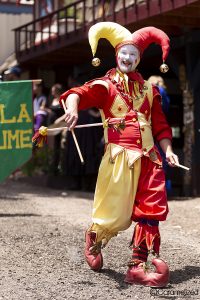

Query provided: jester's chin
[118,63,135,73]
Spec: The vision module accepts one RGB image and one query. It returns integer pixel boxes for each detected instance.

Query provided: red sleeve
[59,81,108,110]
[151,87,172,142]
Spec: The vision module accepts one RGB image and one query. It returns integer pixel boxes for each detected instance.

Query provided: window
[39,0,54,17]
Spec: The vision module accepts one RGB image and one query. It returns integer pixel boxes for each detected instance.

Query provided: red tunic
[60,69,172,222]
[60,69,172,153]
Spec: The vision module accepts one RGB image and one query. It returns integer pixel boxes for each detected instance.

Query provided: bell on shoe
[125,258,169,287]
[84,231,103,271]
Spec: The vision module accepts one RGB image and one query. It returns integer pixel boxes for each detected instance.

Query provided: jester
[60,22,179,287]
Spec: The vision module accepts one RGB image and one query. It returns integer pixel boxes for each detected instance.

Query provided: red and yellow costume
[60,67,172,247]
[60,22,173,287]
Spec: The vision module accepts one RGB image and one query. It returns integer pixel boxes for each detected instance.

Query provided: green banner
[0,80,33,182]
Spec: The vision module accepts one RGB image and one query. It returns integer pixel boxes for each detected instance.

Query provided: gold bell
[92,57,101,67]
[160,63,169,73]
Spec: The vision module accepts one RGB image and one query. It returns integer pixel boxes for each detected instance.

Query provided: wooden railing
[13,0,196,55]
[14,0,120,53]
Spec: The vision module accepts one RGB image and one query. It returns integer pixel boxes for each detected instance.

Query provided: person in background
[148,75,170,116]
[148,75,172,195]
[62,107,104,191]
[60,76,104,191]
[47,83,64,175]
[48,83,64,124]
[60,22,179,287]
[33,82,48,132]
[4,66,21,81]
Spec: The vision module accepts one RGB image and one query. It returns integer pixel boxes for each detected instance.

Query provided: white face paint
[116,44,140,74]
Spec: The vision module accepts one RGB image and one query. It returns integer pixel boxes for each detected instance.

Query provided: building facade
[10,0,200,196]
[0,0,33,71]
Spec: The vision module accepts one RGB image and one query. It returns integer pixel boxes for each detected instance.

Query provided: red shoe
[84,231,103,271]
[125,258,169,287]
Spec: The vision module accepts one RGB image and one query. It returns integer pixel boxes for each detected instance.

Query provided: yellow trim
[137,112,154,153]
[99,109,108,143]
[110,94,129,117]
[132,80,153,111]
[146,80,153,108]
[116,69,129,93]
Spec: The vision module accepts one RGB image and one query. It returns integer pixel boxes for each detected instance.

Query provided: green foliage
[21,147,54,177]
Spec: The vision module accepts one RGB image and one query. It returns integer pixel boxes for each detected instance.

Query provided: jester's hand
[166,151,179,167]
[61,94,80,130]
[64,107,78,130]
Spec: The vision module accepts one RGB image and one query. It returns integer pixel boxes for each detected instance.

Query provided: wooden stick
[32,79,42,84]
[46,119,191,171]
[61,99,84,164]
[175,163,190,171]
[70,123,103,129]
[71,130,84,164]
[47,122,103,132]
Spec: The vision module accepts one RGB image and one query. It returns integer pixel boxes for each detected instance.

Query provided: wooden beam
[151,15,200,27]
[167,5,200,16]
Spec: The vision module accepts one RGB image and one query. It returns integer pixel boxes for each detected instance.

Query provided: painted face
[116,44,140,73]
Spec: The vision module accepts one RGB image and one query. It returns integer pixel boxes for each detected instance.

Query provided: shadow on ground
[170,266,200,284]
[101,268,130,290]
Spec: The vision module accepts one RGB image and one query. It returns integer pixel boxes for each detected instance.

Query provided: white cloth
[33,95,47,116]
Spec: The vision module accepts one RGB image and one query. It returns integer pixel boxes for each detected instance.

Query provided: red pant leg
[132,156,168,222]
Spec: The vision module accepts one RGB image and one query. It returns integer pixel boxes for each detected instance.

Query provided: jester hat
[88,22,170,72]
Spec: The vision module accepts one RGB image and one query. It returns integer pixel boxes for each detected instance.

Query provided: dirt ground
[0,177,199,300]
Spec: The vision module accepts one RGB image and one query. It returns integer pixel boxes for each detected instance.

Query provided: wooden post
[179,64,194,196]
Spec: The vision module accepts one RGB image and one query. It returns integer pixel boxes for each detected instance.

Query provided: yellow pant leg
[89,144,141,245]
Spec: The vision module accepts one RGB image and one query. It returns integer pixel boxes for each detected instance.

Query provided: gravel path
[0,178,199,300]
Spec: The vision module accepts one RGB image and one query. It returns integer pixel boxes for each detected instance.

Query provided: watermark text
[150,288,199,298]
